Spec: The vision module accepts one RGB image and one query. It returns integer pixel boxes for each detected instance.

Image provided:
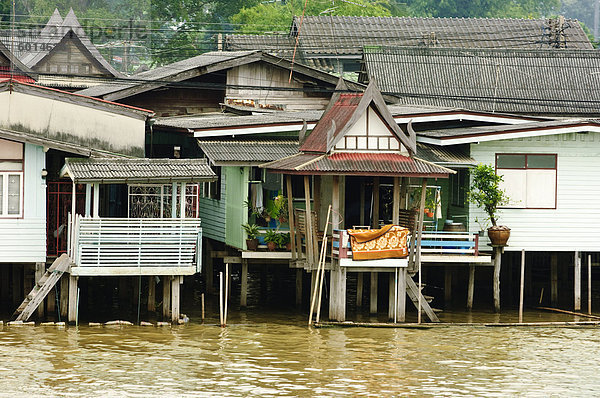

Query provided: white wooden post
[93,183,100,218]
[85,184,92,217]
[180,182,186,218]
[575,251,581,311]
[519,249,525,323]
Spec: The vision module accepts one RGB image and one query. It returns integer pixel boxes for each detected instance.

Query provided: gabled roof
[61,157,217,183]
[76,50,366,101]
[363,47,600,116]
[0,40,33,79]
[198,138,299,166]
[291,16,592,54]
[300,79,416,154]
[20,9,121,77]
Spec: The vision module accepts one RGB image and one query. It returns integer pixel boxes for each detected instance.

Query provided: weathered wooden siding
[226,63,329,111]
[0,143,46,262]
[36,38,108,76]
[198,167,226,243]
[469,132,600,251]
[225,166,249,249]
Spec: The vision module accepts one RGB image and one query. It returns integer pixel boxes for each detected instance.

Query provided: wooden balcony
[70,216,202,276]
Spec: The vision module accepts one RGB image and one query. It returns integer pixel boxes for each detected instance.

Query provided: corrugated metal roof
[292,16,592,55]
[263,152,452,177]
[198,139,299,165]
[364,47,600,116]
[301,94,362,153]
[416,143,474,166]
[63,158,216,183]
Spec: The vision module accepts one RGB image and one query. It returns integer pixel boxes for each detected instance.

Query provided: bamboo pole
[224,264,229,326]
[417,179,427,324]
[308,235,326,326]
[315,205,333,324]
[219,271,224,327]
[201,293,205,322]
[519,249,525,323]
[589,254,592,315]
[537,306,600,320]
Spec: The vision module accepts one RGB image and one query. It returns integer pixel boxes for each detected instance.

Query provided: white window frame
[496,153,557,210]
[0,171,24,217]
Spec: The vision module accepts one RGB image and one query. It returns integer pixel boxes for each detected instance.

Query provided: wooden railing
[72,216,202,272]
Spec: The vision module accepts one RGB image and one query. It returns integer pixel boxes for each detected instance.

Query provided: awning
[61,157,217,184]
[198,138,299,166]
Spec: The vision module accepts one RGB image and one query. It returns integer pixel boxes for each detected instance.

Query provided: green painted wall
[225,166,249,249]
[198,168,227,242]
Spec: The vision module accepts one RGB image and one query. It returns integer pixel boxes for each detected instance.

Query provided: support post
[162,276,171,319]
[303,176,314,267]
[329,176,346,321]
[314,175,321,230]
[372,177,380,228]
[241,259,248,308]
[416,179,428,323]
[171,182,177,218]
[467,265,475,310]
[171,276,180,323]
[68,275,78,323]
[148,276,156,312]
[205,239,214,294]
[295,268,303,307]
[370,272,378,314]
[359,179,365,226]
[444,267,452,307]
[388,273,396,320]
[92,183,100,218]
[85,184,92,217]
[588,254,592,315]
[1,266,9,306]
[35,262,45,318]
[519,249,525,323]
[551,253,558,306]
[286,175,297,260]
[60,274,69,320]
[397,268,406,322]
[399,177,408,210]
[180,183,186,219]
[392,177,400,225]
[574,251,581,311]
[356,272,364,307]
[493,246,502,313]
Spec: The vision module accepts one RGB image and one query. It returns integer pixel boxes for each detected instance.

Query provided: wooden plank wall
[198,168,227,243]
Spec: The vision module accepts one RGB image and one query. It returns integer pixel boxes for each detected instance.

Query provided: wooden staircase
[13,254,71,322]
[406,276,440,322]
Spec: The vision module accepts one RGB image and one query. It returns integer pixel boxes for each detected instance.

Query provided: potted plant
[264,229,279,251]
[281,232,291,250]
[467,164,511,246]
[242,223,260,251]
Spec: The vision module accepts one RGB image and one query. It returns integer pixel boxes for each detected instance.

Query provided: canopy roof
[198,138,299,166]
[61,158,217,183]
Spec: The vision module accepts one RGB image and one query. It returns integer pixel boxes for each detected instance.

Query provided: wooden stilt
[372,177,380,228]
[204,240,214,294]
[162,276,171,319]
[60,275,69,320]
[388,273,396,320]
[397,269,406,322]
[240,259,248,308]
[314,175,321,230]
[1,266,8,306]
[574,251,581,311]
[356,272,364,308]
[551,253,558,306]
[286,175,297,261]
[467,265,475,310]
[148,276,156,312]
[295,268,302,307]
[493,246,502,313]
[12,265,22,307]
[303,176,315,267]
[68,275,78,323]
[392,177,400,225]
[359,179,365,226]
[310,270,317,306]
[444,267,452,307]
[370,272,378,314]
[35,262,45,318]
[519,249,525,323]
[416,179,428,324]
[171,276,180,323]
[588,254,592,315]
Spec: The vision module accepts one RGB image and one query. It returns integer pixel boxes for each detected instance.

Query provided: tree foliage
[405,0,560,18]
[467,164,510,227]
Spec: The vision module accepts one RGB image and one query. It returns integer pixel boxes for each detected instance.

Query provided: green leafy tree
[467,164,510,227]
[406,0,559,18]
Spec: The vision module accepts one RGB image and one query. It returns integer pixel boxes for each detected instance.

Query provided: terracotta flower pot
[426,211,434,218]
[285,242,291,251]
[267,241,277,251]
[487,226,510,246]
[246,239,258,251]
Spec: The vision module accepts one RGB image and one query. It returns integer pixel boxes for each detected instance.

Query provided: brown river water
[1,308,600,397]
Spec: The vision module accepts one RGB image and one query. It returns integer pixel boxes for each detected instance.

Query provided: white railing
[72,215,202,272]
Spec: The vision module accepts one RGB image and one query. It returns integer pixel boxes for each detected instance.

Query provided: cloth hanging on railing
[250,182,263,213]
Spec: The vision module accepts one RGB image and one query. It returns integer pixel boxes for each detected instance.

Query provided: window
[202,166,221,200]
[450,169,468,207]
[496,154,557,209]
[0,139,24,217]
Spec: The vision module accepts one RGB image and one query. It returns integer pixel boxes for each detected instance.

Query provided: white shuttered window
[0,138,23,217]
[496,154,557,209]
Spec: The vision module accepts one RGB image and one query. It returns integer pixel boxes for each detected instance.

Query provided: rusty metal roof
[416,143,475,167]
[198,138,299,165]
[262,152,452,177]
[62,157,216,183]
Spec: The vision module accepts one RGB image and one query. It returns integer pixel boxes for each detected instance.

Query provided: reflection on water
[1,310,600,396]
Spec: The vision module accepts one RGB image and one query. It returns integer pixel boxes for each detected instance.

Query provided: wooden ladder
[406,276,440,323]
[13,254,71,322]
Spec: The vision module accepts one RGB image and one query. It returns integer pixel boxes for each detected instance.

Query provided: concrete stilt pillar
[162,276,171,320]
[575,251,581,311]
[60,275,69,320]
[370,272,378,314]
[467,265,475,310]
[388,273,395,320]
[34,262,45,318]
[398,269,406,322]
[551,253,558,306]
[493,247,502,313]
[171,276,181,323]
[68,275,78,323]
[329,268,346,321]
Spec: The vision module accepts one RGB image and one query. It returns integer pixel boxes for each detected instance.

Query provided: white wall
[469,132,600,252]
[0,143,46,262]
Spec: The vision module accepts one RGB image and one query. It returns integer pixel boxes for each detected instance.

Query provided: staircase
[406,276,440,322]
[13,254,71,322]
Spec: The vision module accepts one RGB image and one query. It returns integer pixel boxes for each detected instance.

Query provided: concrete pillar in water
[370,272,378,314]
